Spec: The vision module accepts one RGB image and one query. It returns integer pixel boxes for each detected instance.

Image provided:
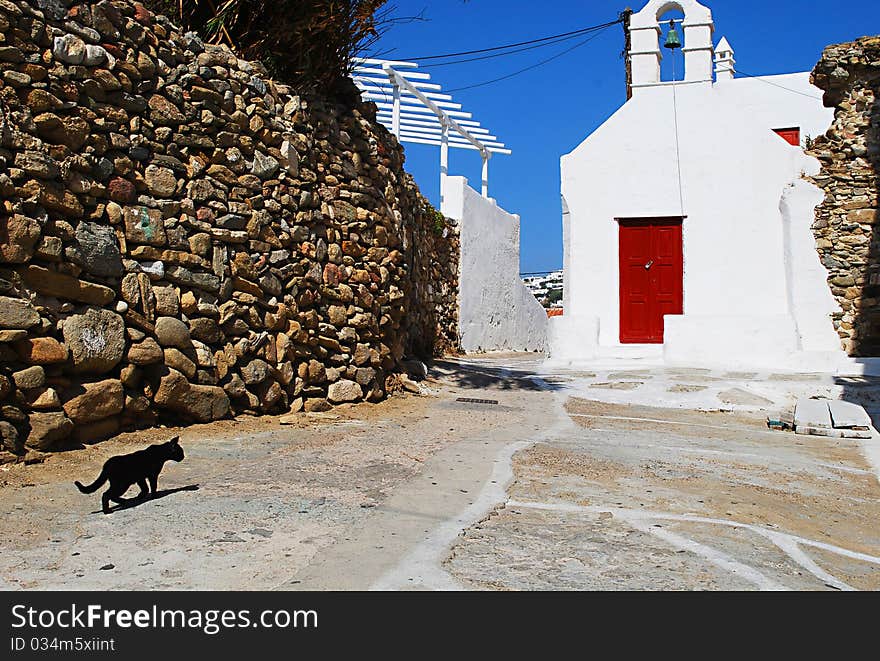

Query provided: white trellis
[352,58,511,201]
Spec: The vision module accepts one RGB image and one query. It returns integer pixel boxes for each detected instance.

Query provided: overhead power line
[734,69,823,100]
[419,28,610,69]
[445,26,617,93]
[400,19,622,62]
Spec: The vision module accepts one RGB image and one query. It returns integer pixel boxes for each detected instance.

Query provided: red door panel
[619,219,683,344]
[621,225,652,341]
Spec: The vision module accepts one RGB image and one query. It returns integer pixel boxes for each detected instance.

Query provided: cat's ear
[169,436,180,446]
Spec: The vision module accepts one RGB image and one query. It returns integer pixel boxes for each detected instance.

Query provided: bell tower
[629,0,715,91]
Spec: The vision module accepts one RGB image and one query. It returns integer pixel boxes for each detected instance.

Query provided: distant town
[523,270,563,309]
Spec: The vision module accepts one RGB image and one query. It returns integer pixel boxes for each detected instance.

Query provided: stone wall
[809,36,880,356]
[0,0,459,462]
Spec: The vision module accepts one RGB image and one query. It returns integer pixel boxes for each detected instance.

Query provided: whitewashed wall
[553,72,841,370]
[442,177,548,353]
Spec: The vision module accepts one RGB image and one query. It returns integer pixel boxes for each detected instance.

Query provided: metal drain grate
[456,398,499,405]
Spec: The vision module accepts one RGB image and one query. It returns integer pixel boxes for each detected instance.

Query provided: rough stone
[0,215,41,264]
[26,412,74,451]
[26,387,62,411]
[0,297,40,330]
[188,317,222,343]
[241,359,271,385]
[0,421,20,453]
[68,222,123,278]
[163,347,197,379]
[63,379,124,424]
[71,416,121,444]
[154,368,230,423]
[153,286,180,316]
[126,338,163,365]
[0,0,462,462]
[149,94,186,125]
[124,206,167,246]
[19,265,116,306]
[154,316,192,350]
[0,330,28,343]
[13,366,46,390]
[53,34,86,64]
[327,379,363,404]
[14,337,68,365]
[145,165,178,198]
[223,373,247,398]
[62,308,126,374]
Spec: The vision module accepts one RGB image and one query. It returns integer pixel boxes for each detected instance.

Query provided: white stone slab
[828,400,872,430]
[794,399,832,430]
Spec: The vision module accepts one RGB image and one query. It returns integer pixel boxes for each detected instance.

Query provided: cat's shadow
[92,484,200,515]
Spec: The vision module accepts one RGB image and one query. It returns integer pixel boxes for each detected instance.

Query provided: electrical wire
[419,27,612,69]
[400,19,622,62]
[444,26,616,93]
[733,69,823,100]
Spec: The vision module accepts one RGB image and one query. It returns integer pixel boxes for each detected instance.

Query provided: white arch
[631,0,712,29]
[629,0,715,88]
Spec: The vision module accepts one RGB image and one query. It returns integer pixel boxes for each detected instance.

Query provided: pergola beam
[352,58,511,198]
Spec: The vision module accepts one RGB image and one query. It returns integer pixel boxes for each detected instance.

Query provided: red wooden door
[619,219,683,344]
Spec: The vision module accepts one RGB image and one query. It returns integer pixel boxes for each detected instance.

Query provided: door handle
[645,260,654,270]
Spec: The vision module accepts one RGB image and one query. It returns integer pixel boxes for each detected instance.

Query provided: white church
[548,0,857,371]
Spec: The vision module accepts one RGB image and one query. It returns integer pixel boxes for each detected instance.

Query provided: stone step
[794,398,873,439]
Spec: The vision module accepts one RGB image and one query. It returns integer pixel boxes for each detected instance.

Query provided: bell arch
[629,0,715,89]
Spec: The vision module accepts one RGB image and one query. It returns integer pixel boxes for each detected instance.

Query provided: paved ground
[2,355,879,590]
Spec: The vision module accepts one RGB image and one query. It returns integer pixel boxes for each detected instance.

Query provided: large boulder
[62,308,126,374]
[26,411,74,451]
[153,368,229,423]
[62,379,124,424]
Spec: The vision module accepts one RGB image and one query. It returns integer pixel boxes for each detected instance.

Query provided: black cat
[75,437,184,513]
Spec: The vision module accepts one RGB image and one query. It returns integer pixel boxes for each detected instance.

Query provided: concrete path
[287,367,565,590]
[2,354,879,590]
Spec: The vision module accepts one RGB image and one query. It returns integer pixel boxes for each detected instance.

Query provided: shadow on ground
[91,484,200,515]
[431,359,561,392]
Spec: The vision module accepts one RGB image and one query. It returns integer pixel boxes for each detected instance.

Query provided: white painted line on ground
[624,517,787,590]
[370,440,533,591]
[371,382,579,591]
[508,500,880,589]
[768,534,854,591]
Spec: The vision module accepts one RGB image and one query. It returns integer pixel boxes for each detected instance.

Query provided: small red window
[773,128,800,146]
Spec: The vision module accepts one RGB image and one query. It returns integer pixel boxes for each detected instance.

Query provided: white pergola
[352,58,511,199]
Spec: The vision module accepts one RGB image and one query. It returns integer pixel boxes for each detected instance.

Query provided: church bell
[664,20,682,50]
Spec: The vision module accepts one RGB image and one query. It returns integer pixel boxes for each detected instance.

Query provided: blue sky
[368,0,880,274]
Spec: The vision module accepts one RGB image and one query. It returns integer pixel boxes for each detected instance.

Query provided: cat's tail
[75,469,107,494]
